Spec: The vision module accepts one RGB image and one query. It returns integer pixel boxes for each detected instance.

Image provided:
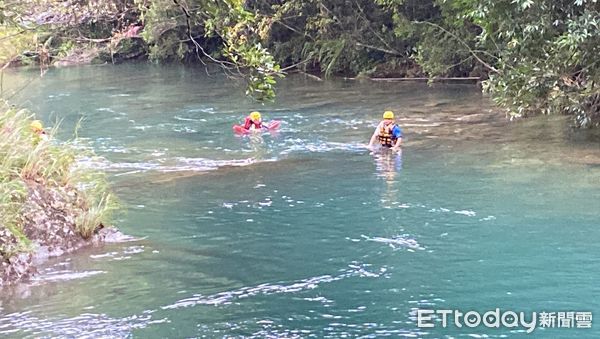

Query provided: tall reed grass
[0,102,118,257]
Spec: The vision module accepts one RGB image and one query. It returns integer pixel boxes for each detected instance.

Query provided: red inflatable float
[233,120,281,134]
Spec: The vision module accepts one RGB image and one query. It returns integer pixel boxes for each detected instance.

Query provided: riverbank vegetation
[0,103,117,268]
[1,0,598,126]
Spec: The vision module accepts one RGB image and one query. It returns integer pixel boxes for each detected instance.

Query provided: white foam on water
[162,262,386,310]
[30,270,106,283]
[359,234,425,250]
[77,156,279,174]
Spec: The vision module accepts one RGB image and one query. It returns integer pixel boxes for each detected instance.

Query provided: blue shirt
[391,125,403,139]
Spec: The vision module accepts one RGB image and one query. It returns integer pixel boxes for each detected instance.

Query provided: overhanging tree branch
[353,0,401,55]
[172,0,236,72]
[355,41,402,55]
[414,20,500,74]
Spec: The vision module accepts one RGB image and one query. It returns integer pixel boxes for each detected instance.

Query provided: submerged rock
[92,227,135,244]
[0,253,34,286]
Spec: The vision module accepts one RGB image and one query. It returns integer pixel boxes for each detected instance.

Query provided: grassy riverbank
[0,103,117,283]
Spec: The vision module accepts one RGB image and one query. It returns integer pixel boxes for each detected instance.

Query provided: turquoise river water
[1,64,600,338]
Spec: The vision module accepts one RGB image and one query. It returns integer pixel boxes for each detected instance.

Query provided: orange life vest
[378,123,398,147]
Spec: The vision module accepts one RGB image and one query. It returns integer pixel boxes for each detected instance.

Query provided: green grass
[0,27,37,66]
[0,102,118,257]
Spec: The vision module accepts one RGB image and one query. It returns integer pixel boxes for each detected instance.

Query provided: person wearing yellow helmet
[30,120,49,145]
[368,110,403,151]
[234,111,281,134]
[30,120,45,134]
[243,111,263,130]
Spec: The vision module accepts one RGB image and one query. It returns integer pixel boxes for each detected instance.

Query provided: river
[1,64,599,337]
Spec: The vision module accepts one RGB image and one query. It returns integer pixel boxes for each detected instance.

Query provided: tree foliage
[1,0,599,126]
[256,0,405,77]
[415,0,600,127]
[0,0,140,69]
[138,0,283,101]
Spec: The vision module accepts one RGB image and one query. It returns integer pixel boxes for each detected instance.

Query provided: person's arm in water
[391,138,402,151]
[391,125,403,151]
[243,117,252,130]
[368,122,382,148]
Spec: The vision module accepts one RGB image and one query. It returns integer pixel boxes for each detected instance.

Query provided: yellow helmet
[383,111,394,119]
[30,120,44,132]
[250,111,261,120]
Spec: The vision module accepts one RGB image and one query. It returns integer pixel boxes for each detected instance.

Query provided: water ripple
[0,310,166,338]
[280,141,367,154]
[0,262,391,336]
[78,157,277,175]
[162,262,387,310]
[359,234,425,251]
